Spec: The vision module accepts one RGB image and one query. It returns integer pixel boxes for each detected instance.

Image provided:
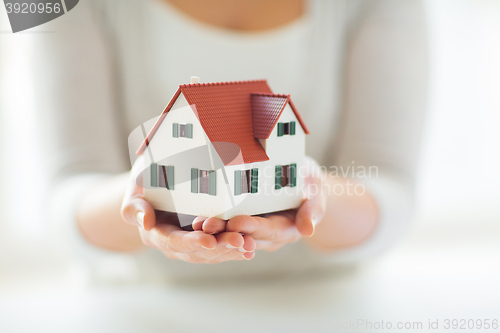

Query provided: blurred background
[1,0,499,332]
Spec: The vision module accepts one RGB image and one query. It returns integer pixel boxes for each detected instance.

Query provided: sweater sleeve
[323,0,429,262]
[32,1,130,261]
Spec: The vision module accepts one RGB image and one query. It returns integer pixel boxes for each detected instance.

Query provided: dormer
[251,93,309,151]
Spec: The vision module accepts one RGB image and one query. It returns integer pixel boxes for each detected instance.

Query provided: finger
[242,234,256,252]
[151,224,217,252]
[240,234,256,260]
[297,158,327,237]
[215,231,245,248]
[176,232,248,263]
[295,189,325,237]
[185,232,245,258]
[226,214,300,243]
[204,235,255,263]
[167,233,255,264]
[205,248,248,263]
[192,216,207,231]
[243,251,255,260]
[207,249,254,263]
[121,196,156,230]
[202,217,227,234]
[178,247,250,264]
[295,200,316,237]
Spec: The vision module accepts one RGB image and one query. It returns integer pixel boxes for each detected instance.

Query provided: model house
[136,77,309,223]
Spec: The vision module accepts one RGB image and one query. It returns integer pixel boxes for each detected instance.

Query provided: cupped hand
[120,156,255,263]
[138,212,256,263]
[194,156,326,252]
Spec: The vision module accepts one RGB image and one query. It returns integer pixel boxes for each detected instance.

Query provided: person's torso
[95,0,365,281]
[102,0,358,166]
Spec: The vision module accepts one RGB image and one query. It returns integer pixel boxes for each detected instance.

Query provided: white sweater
[37,0,428,282]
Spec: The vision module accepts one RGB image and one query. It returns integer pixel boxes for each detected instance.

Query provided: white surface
[1,214,499,333]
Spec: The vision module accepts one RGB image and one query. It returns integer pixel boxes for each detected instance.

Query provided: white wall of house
[143,94,227,219]
[145,95,206,162]
[143,99,306,221]
[263,104,306,162]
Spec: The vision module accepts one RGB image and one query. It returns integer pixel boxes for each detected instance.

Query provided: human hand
[120,157,256,263]
[193,156,326,252]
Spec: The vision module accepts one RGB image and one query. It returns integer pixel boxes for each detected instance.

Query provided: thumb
[120,155,156,230]
[121,196,156,230]
[296,157,326,237]
[296,197,323,237]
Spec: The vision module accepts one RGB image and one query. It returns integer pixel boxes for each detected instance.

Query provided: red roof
[136,80,309,165]
[252,93,310,139]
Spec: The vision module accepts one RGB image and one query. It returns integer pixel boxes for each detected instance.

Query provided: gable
[141,95,211,164]
[136,89,182,156]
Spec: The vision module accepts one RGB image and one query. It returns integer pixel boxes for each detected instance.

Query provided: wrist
[77,174,145,252]
[302,176,379,252]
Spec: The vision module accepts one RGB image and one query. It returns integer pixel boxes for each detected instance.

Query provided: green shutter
[251,168,258,193]
[166,166,174,190]
[186,124,193,138]
[191,168,198,193]
[234,170,242,195]
[290,163,297,187]
[151,163,158,187]
[209,170,216,196]
[173,123,179,138]
[275,165,282,189]
[290,121,296,135]
[277,122,284,137]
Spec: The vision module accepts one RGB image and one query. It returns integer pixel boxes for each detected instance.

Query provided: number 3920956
[5,2,62,14]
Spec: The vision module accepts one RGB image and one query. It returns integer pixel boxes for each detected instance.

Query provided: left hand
[193,156,326,252]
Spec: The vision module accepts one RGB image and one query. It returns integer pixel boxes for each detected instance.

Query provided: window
[277,121,296,137]
[179,124,186,137]
[173,123,193,138]
[283,122,290,135]
[199,170,210,194]
[150,163,174,190]
[191,168,216,196]
[275,164,297,189]
[234,168,258,195]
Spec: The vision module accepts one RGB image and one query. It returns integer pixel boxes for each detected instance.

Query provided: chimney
[190,76,200,84]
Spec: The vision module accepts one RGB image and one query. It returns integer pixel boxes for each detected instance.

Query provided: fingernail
[226,244,237,249]
[136,211,145,229]
[238,247,247,253]
[244,252,254,260]
[193,216,208,224]
[202,245,215,250]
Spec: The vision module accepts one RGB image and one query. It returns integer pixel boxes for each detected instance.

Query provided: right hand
[120,157,255,263]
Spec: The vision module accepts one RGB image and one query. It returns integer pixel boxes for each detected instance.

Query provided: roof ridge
[251,92,290,98]
[180,79,267,88]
